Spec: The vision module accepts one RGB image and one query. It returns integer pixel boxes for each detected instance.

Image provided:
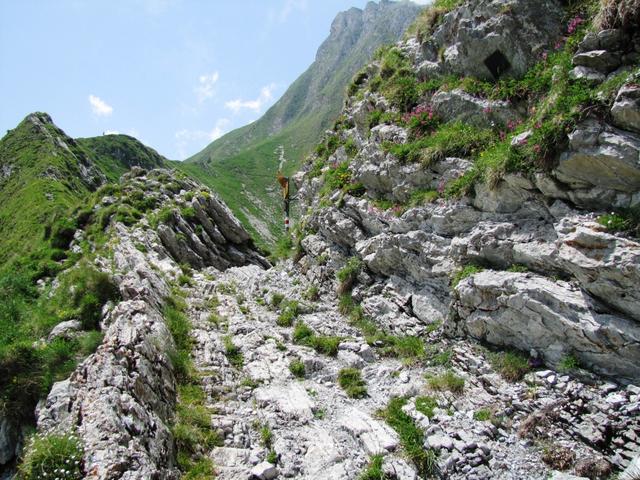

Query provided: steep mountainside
[0,113,104,267]
[0,114,169,269]
[181,0,423,245]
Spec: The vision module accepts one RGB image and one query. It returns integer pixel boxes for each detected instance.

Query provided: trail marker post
[276,172,290,231]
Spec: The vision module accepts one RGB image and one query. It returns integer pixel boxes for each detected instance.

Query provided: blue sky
[0,0,428,160]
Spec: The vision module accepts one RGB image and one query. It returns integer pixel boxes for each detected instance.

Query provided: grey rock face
[430,0,564,80]
[551,120,640,207]
[451,271,640,384]
[46,319,82,341]
[612,84,640,134]
[0,418,19,465]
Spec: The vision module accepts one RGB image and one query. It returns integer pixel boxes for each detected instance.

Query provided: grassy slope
[77,134,169,182]
[0,113,100,268]
[182,2,422,246]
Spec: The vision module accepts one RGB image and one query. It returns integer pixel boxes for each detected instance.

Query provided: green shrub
[260,424,273,448]
[289,359,306,379]
[338,368,367,398]
[49,218,77,250]
[303,285,320,302]
[293,322,314,344]
[310,335,341,357]
[379,397,437,477]
[427,370,465,394]
[17,432,84,480]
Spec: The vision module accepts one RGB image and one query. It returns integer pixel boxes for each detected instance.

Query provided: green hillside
[0,114,170,270]
[77,134,168,182]
[0,113,104,268]
[183,1,423,245]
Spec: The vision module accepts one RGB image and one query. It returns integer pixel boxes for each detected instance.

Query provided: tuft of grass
[451,264,483,288]
[338,368,368,398]
[359,454,385,480]
[292,321,341,357]
[558,353,580,372]
[473,408,492,422]
[379,397,438,477]
[276,299,300,327]
[487,350,531,382]
[427,370,465,394]
[303,285,320,302]
[259,424,273,448]
[415,396,438,419]
[289,359,306,379]
[270,292,285,308]
[17,432,84,480]
[223,335,243,369]
[336,256,364,294]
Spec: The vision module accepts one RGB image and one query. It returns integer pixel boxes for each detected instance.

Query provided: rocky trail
[176,262,639,480]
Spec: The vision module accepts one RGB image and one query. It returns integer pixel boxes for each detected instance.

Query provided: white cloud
[194,71,219,103]
[225,84,276,114]
[278,0,307,22]
[88,94,113,117]
[103,129,120,135]
[174,119,230,159]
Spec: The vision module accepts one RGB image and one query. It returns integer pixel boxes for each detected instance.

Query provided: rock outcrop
[31,168,268,479]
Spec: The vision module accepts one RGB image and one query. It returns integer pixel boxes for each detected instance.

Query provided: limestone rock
[47,319,82,341]
[612,84,640,134]
[431,89,521,128]
[431,0,564,80]
[451,271,640,384]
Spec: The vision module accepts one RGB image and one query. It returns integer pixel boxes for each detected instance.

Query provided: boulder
[612,84,640,134]
[250,461,278,480]
[451,271,640,384]
[573,50,622,73]
[47,319,82,341]
[0,417,18,465]
[431,89,521,128]
[553,120,640,203]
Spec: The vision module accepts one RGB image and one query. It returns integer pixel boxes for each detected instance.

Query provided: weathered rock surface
[451,270,640,384]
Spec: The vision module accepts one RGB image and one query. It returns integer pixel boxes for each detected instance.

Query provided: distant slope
[183,0,423,245]
[77,134,168,182]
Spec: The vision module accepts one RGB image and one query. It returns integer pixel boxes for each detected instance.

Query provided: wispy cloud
[175,118,230,159]
[277,0,308,22]
[88,94,113,117]
[104,129,120,135]
[194,71,219,103]
[225,84,275,114]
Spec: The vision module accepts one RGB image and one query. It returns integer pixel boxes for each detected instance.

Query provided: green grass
[338,368,368,398]
[0,263,119,423]
[427,370,465,394]
[223,335,244,369]
[289,359,306,379]
[292,321,341,356]
[276,299,300,327]
[487,349,531,382]
[17,432,84,480]
[558,353,580,372]
[359,455,385,480]
[473,408,492,422]
[259,424,273,448]
[451,264,483,287]
[379,397,438,477]
[415,396,438,419]
[303,285,320,301]
[336,257,364,293]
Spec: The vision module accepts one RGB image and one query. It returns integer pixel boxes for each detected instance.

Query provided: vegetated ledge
[8,167,269,478]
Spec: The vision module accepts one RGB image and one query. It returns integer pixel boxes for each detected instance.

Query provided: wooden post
[276,172,290,231]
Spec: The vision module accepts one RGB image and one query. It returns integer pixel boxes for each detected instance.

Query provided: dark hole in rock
[484,50,511,79]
